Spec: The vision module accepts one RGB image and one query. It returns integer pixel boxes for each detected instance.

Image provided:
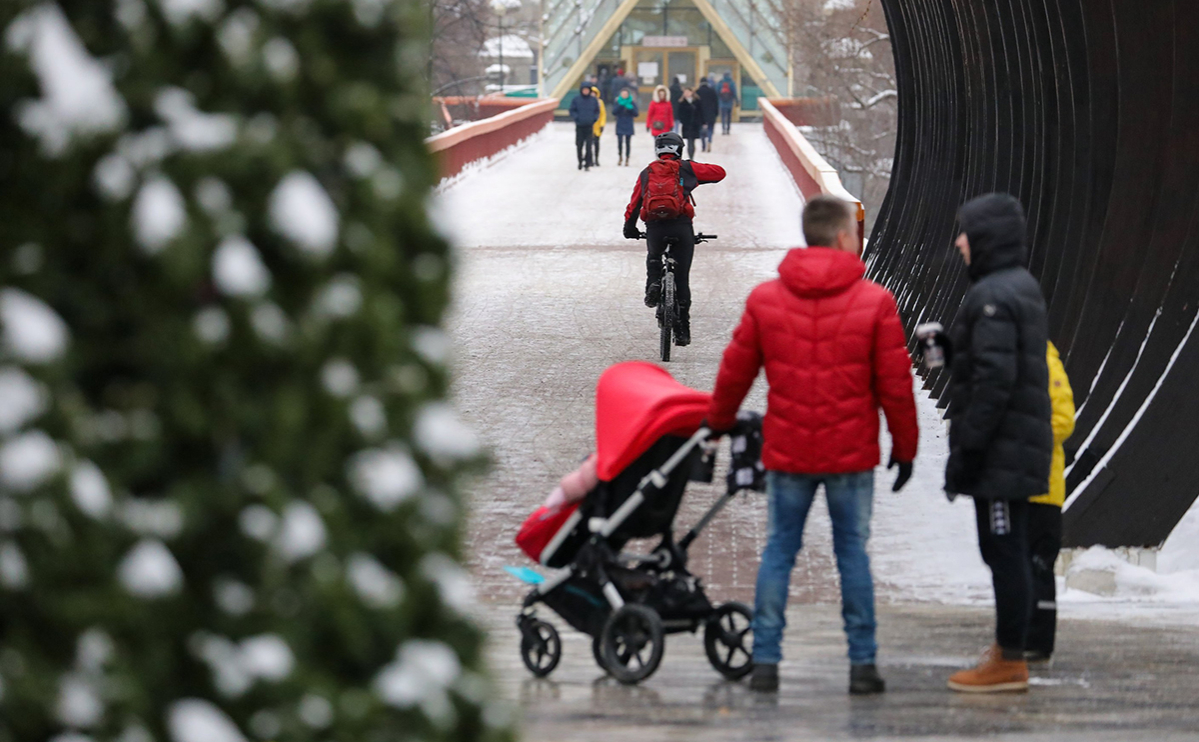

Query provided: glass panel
[621,9,665,46]
[665,8,707,46]
[666,51,696,88]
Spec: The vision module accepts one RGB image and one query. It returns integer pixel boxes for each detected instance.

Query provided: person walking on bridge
[613,88,639,166]
[717,72,738,134]
[622,132,725,346]
[646,85,674,139]
[936,193,1053,693]
[569,83,600,170]
[590,85,607,166]
[697,77,719,152]
[706,196,919,696]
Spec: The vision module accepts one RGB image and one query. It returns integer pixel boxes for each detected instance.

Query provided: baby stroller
[510,362,765,685]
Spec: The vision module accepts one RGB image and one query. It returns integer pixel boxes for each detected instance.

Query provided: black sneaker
[849,664,885,695]
[644,282,661,308]
[749,663,778,692]
[674,319,690,347]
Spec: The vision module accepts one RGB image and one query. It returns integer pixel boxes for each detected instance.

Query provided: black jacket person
[943,192,1053,693]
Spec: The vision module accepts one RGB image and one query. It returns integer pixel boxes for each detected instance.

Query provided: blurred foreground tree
[0,1,508,741]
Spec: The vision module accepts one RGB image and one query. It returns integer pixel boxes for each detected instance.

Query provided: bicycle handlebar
[695,233,718,243]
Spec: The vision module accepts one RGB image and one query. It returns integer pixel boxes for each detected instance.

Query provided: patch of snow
[313,274,362,318]
[372,167,404,201]
[262,37,299,80]
[193,307,230,344]
[192,635,250,696]
[1,288,70,363]
[93,154,137,201]
[413,403,480,461]
[70,461,113,518]
[298,694,333,728]
[120,499,183,538]
[117,539,184,598]
[320,359,359,397]
[0,366,46,433]
[5,4,127,156]
[350,0,385,26]
[167,699,248,742]
[248,712,280,739]
[344,142,382,178]
[410,326,450,364]
[155,0,224,27]
[115,0,148,30]
[57,673,103,728]
[373,640,461,723]
[0,541,30,589]
[238,634,295,681]
[154,87,237,151]
[217,9,258,64]
[479,34,532,59]
[272,501,326,562]
[76,629,114,672]
[239,505,277,541]
[823,0,856,10]
[420,552,476,613]
[132,175,187,253]
[350,395,387,437]
[212,236,271,297]
[250,303,290,343]
[213,578,254,615]
[268,172,338,257]
[194,177,232,214]
[117,127,173,168]
[347,552,405,608]
[0,429,62,492]
[348,445,423,510]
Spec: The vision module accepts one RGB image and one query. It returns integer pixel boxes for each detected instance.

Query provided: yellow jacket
[592,87,606,136]
[1030,341,1075,507]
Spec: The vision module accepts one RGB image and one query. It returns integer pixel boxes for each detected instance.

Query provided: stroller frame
[515,426,754,684]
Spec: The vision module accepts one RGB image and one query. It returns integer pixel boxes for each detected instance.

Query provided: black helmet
[654,131,684,158]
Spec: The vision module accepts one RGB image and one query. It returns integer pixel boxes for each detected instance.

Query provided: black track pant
[646,218,695,319]
[1026,503,1062,655]
[618,134,631,159]
[575,125,594,167]
[973,497,1032,658]
[720,107,733,133]
[685,137,697,159]
[593,132,601,163]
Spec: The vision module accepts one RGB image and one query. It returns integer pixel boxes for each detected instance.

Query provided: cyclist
[623,131,726,346]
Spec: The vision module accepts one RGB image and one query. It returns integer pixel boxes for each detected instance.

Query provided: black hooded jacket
[945,193,1053,500]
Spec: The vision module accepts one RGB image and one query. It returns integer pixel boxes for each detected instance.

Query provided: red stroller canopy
[595,362,712,481]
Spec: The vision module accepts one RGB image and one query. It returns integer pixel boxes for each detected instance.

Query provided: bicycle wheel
[660,272,675,362]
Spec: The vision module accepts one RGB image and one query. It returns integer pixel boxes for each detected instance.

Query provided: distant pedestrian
[590,85,607,166]
[707,196,919,696]
[609,68,631,101]
[1025,341,1074,662]
[697,78,719,152]
[717,72,738,134]
[676,88,702,159]
[937,193,1053,694]
[669,76,684,133]
[646,85,674,138]
[568,83,600,170]
[612,88,639,166]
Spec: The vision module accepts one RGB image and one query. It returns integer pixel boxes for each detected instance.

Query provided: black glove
[623,223,642,240]
[888,456,913,492]
[701,418,735,439]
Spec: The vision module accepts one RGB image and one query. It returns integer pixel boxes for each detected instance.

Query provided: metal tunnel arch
[866,0,1199,548]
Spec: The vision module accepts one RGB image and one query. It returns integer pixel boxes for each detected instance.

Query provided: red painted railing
[759,97,864,240]
[425,98,558,181]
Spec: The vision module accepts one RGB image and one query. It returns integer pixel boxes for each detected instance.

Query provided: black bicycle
[653,232,716,362]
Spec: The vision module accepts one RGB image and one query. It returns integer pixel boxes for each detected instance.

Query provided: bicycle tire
[660,272,675,362]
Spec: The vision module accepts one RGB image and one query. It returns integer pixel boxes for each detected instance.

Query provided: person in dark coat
[612,87,639,166]
[568,83,600,170]
[697,78,719,152]
[938,192,1053,694]
[675,88,703,159]
[669,76,684,132]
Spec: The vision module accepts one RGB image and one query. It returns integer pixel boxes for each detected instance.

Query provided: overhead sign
[641,36,689,48]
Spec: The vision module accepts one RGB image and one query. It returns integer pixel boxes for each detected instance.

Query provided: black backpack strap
[680,160,699,206]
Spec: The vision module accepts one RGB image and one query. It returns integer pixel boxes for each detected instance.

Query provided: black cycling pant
[1026,503,1061,655]
[618,134,631,159]
[575,125,594,167]
[685,137,697,159]
[646,218,695,317]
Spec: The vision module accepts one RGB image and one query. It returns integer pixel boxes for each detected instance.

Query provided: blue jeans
[752,470,877,665]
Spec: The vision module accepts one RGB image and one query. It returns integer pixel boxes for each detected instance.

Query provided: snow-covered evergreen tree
[0,2,506,741]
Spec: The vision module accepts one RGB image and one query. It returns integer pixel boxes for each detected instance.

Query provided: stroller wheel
[519,617,562,678]
[592,634,609,673]
[600,604,665,685]
[700,604,748,680]
[704,602,754,680]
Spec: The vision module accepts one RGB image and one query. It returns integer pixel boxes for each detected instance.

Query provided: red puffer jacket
[708,247,918,474]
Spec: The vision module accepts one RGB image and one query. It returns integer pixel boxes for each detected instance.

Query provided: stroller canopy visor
[595,362,712,481]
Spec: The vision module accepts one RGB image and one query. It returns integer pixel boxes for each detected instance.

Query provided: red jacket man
[709,196,918,696]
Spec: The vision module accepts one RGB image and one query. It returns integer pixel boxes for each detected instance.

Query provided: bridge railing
[759,97,864,239]
[425,98,558,182]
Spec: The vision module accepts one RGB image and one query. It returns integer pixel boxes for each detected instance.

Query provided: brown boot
[947,645,1029,693]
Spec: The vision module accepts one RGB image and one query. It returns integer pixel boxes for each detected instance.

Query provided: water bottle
[915,322,945,370]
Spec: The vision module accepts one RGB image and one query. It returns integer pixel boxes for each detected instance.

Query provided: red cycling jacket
[708,246,918,474]
[624,156,726,223]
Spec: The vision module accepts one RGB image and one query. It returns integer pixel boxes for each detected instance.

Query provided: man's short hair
[802,196,855,247]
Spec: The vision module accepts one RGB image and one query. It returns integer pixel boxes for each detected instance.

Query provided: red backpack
[639,158,697,221]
